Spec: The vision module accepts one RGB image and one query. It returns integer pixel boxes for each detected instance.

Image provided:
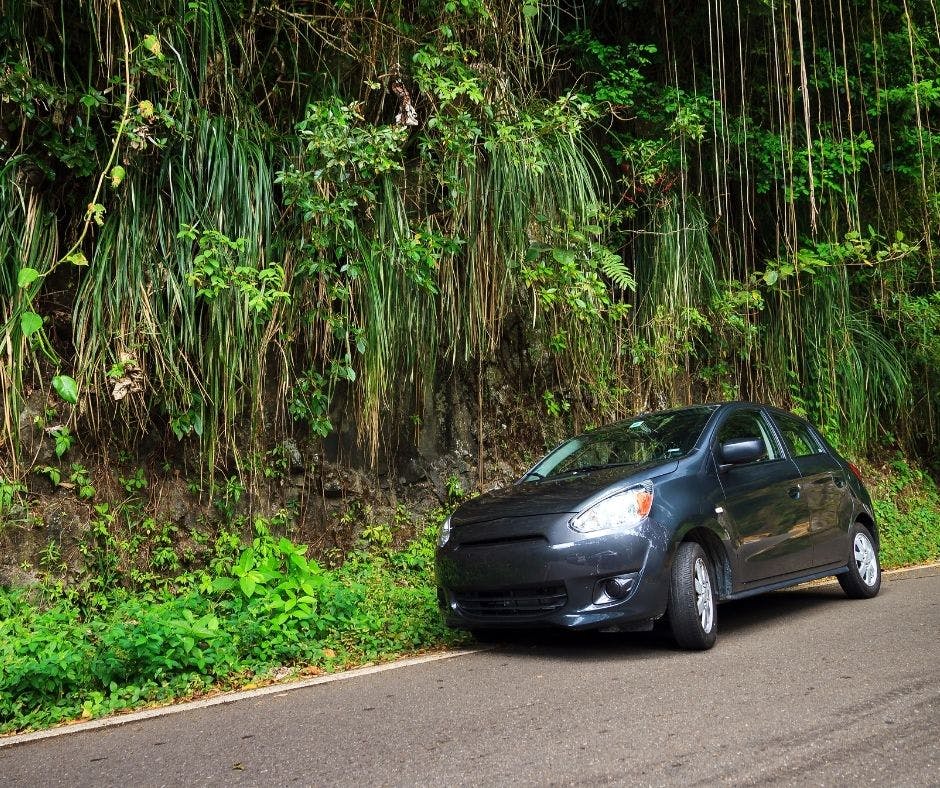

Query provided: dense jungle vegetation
[2,0,938,483]
[1,0,939,733]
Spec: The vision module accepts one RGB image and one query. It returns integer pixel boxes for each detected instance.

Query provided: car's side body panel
[716,457,812,583]
[789,452,849,565]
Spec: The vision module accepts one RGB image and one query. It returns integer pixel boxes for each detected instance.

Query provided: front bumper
[435,514,671,630]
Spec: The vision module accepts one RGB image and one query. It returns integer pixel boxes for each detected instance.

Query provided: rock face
[0,500,83,587]
[0,360,572,585]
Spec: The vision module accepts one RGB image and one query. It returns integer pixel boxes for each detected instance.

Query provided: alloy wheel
[693,557,714,632]
[853,532,878,587]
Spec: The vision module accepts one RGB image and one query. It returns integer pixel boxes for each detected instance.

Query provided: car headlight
[569,482,654,533]
[437,515,452,547]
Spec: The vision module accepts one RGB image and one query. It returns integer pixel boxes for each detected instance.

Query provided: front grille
[454,584,567,618]
[458,535,546,548]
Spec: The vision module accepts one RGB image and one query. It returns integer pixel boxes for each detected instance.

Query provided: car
[435,402,881,649]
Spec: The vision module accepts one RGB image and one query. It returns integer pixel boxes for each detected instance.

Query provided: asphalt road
[2,572,938,787]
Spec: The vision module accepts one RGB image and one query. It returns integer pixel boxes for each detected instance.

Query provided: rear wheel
[668,542,718,650]
[837,522,881,599]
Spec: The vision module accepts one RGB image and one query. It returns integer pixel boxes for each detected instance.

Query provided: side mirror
[718,437,766,469]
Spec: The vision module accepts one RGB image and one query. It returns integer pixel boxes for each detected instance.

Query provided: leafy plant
[68,464,96,501]
[119,468,148,493]
[0,478,25,515]
[47,426,74,459]
[445,475,465,500]
[0,508,468,734]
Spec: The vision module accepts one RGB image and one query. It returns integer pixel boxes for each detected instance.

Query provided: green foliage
[19,311,42,337]
[521,215,634,323]
[119,468,148,493]
[51,376,79,405]
[1,0,939,486]
[0,511,462,735]
[0,477,25,516]
[178,226,289,318]
[445,474,465,501]
[48,426,73,459]
[867,457,940,568]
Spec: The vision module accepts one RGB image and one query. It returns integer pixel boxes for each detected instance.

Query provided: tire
[667,542,718,650]
[837,522,881,599]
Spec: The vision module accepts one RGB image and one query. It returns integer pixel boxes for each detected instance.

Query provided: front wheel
[667,542,718,650]
[837,522,881,599]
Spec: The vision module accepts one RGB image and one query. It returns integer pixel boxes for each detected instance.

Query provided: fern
[599,251,636,292]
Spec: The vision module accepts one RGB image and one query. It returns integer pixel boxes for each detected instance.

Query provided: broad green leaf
[64,250,88,266]
[20,311,43,336]
[52,375,79,404]
[239,575,256,598]
[212,576,235,593]
[17,268,41,288]
[54,432,71,458]
[522,4,539,18]
[763,269,779,286]
[551,248,577,266]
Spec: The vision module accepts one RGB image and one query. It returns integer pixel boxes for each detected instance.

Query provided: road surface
[2,571,938,786]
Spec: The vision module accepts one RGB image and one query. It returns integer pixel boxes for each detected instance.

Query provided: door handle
[787,485,801,499]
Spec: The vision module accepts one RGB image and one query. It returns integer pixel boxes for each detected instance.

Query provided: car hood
[451,459,679,526]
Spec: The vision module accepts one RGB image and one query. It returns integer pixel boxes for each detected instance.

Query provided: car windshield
[524,406,717,480]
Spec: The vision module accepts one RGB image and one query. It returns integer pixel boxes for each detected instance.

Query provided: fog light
[604,576,634,599]
[593,572,638,605]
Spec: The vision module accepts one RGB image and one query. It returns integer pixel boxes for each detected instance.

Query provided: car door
[769,412,848,567]
[714,408,813,584]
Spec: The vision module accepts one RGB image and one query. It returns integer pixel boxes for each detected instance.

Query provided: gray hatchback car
[435,402,881,649]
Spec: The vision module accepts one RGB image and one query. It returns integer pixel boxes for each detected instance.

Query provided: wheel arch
[855,510,879,550]
[673,523,734,599]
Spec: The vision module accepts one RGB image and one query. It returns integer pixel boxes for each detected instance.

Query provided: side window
[715,410,780,462]
[771,414,822,458]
